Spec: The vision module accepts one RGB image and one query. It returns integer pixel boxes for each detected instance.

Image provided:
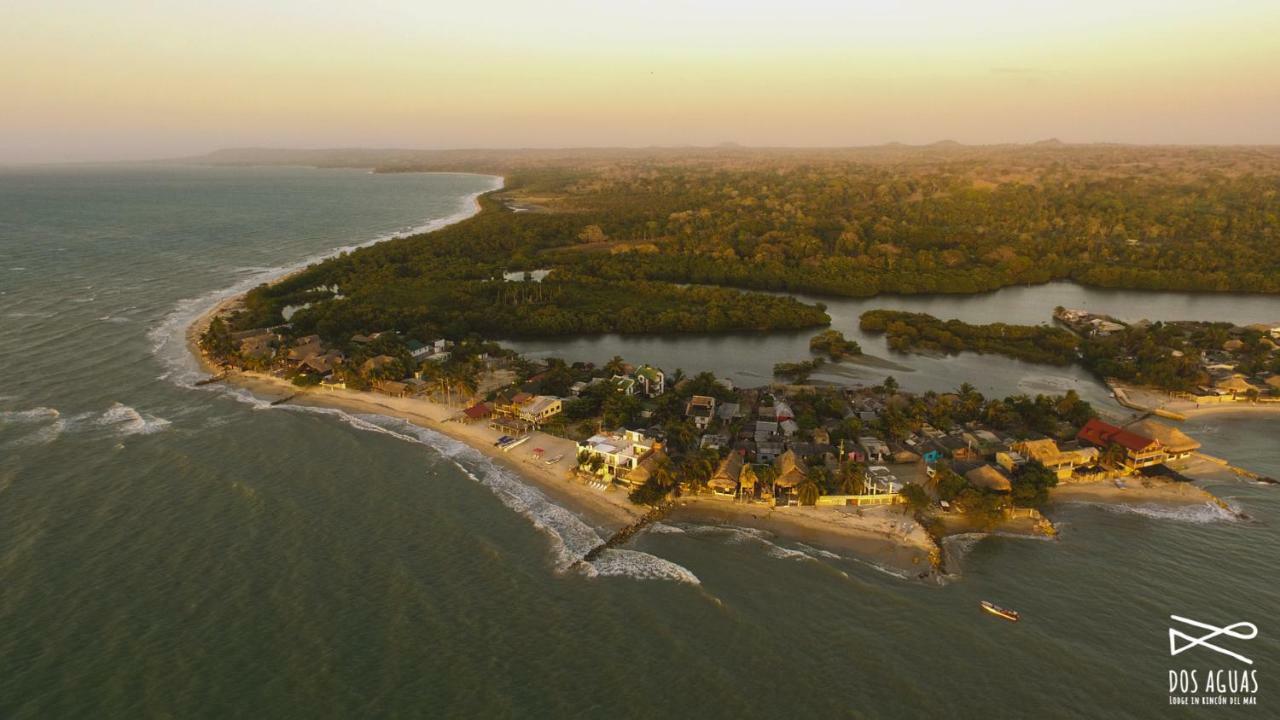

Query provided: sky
[3,0,1280,162]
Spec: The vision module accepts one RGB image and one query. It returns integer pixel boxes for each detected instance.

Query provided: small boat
[502,436,530,452]
[980,601,1020,622]
[493,435,512,447]
[1114,479,1126,489]
[543,454,563,465]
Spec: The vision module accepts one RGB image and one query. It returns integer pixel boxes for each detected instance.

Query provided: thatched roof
[1215,375,1259,393]
[1125,419,1201,454]
[964,464,1012,492]
[774,449,809,488]
[708,452,743,491]
[626,448,668,486]
[738,464,759,492]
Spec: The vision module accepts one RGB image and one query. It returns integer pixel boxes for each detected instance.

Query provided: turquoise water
[2,166,1278,718]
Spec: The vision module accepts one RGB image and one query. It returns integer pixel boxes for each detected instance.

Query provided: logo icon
[1169,615,1258,665]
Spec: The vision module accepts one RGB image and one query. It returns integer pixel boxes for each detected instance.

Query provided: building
[708,452,744,496]
[633,365,665,397]
[686,395,717,430]
[858,436,889,462]
[287,335,323,363]
[1123,419,1201,461]
[964,464,1012,492]
[460,402,492,423]
[495,393,562,426]
[611,375,637,396]
[1009,438,1099,480]
[1077,418,1165,470]
[773,449,809,503]
[578,429,658,482]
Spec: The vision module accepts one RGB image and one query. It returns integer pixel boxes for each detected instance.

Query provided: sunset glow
[4,0,1279,161]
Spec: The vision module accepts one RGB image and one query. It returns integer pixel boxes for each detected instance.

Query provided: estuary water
[2,165,1278,719]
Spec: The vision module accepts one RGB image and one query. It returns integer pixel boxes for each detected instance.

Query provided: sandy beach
[1111,382,1280,420]
[1051,476,1228,509]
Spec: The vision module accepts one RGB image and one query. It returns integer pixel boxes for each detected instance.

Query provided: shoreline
[182,181,945,579]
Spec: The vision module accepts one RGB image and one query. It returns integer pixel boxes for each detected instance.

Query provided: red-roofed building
[1077,418,1165,470]
[461,402,492,423]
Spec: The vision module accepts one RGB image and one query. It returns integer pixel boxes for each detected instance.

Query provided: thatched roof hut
[1125,419,1201,455]
[738,464,759,495]
[1215,375,1259,394]
[964,464,1012,492]
[774,449,809,488]
[708,452,743,493]
[626,448,668,486]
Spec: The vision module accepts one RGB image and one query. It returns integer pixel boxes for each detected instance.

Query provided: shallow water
[1,165,1277,718]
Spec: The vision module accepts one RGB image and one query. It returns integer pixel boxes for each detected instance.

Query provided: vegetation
[226,144,1280,345]
[860,310,1080,365]
[1009,460,1058,508]
[809,329,862,360]
[772,358,826,383]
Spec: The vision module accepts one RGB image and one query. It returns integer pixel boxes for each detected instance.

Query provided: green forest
[228,144,1280,342]
[859,310,1081,365]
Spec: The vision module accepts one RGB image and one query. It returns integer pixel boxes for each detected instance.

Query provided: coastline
[182,182,944,578]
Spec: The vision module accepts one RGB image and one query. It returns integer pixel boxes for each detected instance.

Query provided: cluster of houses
[221,326,460,394]
[1055,308,1280,403]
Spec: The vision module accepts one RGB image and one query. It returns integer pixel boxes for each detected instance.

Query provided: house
[716,402,741,422]
[780,419,800,437]
[1123,419,1201,460]
[1215,375,1259,397]
[1010,438,1099,480]
[865,465,902,495]
[995,450,1028,474]
[239,334,278,362]
[460,402,492,423]
[708,452,744,496]
[773,450,809,503]
[755,441,784,464]
[773,401,795,422]
[496,393,562,425]
[569,381,589,397]
[752,420,779,443]
[1077,418,1165,470]
[938,434,979,461]
[578,429,658,482]
[858,436,889,462]
[611,375,637,396]
[686,395,717,430]
[633,365,665,397]
[373,380,409,397]
[921,441,944,465]
[361,354,399,376]
[300,351,344,375]
[700,433,728,451]
[964,464,1012,492]
[287,335,323,363]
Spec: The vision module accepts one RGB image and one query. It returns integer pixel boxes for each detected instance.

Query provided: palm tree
[670,368,687,386]
[797,479,821,506]
[1101,443,1126,470]
[682,454,714,495]
[604,355,627,375]
[838,465,864,495]
[652,456,678,495]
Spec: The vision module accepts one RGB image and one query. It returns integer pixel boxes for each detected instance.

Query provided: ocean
[1,165,1277,718]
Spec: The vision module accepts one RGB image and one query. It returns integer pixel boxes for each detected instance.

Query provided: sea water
[1,165,1277,718]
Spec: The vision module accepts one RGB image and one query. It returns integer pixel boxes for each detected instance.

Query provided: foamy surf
[97,402,172,436]
[1087,501,1239,523]
[0,407,60,424]
[264,406,700,585]
[148,175,502,390]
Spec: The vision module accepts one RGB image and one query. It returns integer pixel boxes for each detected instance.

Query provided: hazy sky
[4,0,1279,162]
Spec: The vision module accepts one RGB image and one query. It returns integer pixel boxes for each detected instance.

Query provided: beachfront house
[964,464,1012,492]
[708,452,744,496]
[495,392,562,427]
[577,429,657,483]
[1123,419,1202,461]
[1009,438,1099,480]
[772,449,808,505]
[1077,418,1165,471]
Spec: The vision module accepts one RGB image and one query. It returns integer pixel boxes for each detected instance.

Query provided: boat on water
[980,601,1020,622]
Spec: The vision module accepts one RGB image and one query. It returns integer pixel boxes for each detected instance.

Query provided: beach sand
[187,300,946,574]
[1051,477,1225,508]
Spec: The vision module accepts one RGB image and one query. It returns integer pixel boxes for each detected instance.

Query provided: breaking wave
[1089,501,1239,524]
[268,407,699,585]
[147,176,502,389]
[97,403,171,436]
[0,407,60,424]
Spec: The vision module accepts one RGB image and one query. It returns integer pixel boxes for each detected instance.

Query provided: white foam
[97,402,171,436]
[0,407,60,424]
[148,175,502,390]
[272,407,700,584]
[6,419,66,447]
[1089,501,1238,524]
